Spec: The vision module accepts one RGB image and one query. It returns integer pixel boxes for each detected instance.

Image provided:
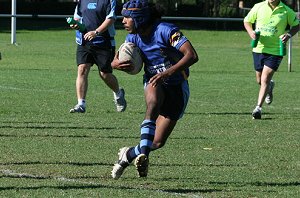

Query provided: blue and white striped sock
[126,119,156,162]
[139,119,156,156]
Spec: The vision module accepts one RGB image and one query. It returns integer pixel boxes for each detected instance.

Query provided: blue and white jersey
[75,0,116,47]
[125,21,189,85]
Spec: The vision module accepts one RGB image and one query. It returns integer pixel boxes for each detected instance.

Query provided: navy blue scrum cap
[121,0,150,29]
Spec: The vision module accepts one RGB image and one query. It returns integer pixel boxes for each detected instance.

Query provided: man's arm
[94,18,115,35]
[244,21,256,40]
[84,18,115,41]
[281,24,300,43]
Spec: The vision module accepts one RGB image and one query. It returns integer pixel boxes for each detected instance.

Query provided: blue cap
[121,0,150,29]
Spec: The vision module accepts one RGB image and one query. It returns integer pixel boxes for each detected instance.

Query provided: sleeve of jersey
[125,34,135,43]
[74,5,82,19]
[74,4,83,45]
[168,27,188,50]
[106,0,117,20]
[287,8,299,27]
[243,4,258,23]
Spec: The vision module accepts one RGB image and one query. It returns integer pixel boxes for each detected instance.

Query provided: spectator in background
[244,0,299,119]
[69,0,126,113]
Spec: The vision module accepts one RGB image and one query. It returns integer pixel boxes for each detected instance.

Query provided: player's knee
[152,141,166,150]
[256,78,261,84]
[99,71,111,80]
[78,64,90,76]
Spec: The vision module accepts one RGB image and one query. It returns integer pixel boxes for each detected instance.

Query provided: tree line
[2,0,299,18]
[149,0,299,17]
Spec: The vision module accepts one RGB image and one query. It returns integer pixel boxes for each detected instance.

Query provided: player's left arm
[281,11,300,43]
[281,24,300,43]
[111,50,133,72]
[84,18,115,41]
[170,41,199,73]
[85,0,116,41]
[149,41,198,87]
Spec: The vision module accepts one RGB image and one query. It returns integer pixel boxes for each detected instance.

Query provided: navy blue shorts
[144,80,190,121]
[76,44,113,73]
[252,52,283,72]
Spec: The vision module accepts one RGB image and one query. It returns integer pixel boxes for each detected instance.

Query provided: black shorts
[144,80,190,121]
[76,44,113,73]
[252,52,283,72]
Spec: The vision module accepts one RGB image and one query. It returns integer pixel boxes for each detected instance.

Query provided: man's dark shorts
[252,52,283,72]
[77,44,113,73]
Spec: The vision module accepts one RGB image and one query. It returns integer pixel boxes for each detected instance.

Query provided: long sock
[126,119,156,162]
[126,146,139,163]
[139,119,156,156]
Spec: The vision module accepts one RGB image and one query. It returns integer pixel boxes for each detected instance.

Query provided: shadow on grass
[2,176,297,195]
[0,121,118,131]
[0,125,117,131]
[0,160,246,168]
[209,181,300,187]
[0,168,221,194]
[185,111,284,120]
[2,168,297,194]
[0,161,111,167]
[0,184,114,191]
[0,184,224,195]
[0,169,224,195]
[185,112,274,116]
[0,132,206,140]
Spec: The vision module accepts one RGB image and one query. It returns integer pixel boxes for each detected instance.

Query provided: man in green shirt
[244,0,299,119]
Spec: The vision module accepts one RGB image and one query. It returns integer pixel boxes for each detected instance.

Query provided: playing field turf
[0,29,300,197]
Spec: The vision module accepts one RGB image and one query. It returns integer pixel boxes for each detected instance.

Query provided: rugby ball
[118,42,143,75]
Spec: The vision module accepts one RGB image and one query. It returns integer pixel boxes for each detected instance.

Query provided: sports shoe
[265,80,275,105]
[252,106,262,119]
[111,147,130,179]
[134,154,149,177]
[69,104,85,113]
[114,88,127,112]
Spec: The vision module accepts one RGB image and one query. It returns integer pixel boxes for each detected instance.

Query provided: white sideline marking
[1,169,203,197]
[1,169,97,185]
[0,85,62,93]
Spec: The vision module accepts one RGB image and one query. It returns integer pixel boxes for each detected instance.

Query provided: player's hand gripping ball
[118,42,143,75]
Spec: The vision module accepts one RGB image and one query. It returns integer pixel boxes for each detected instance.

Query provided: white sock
[78,99,86,107]
[114,89,121,99]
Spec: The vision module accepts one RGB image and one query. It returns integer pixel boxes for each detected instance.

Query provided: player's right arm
[243,3,260,40]
[70,5,81,30]
[244,22,256,40]
[111,51,133,72]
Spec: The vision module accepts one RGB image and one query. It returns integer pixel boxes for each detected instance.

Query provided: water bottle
[251,30,260,48]
[66,17,85,32]
[279,36,286,56]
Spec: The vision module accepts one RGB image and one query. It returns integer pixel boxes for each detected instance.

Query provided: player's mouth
[123,26,130,31]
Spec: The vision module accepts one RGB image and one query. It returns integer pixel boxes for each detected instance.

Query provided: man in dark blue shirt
[69,0,126,113]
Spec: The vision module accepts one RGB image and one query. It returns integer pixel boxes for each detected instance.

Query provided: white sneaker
[252,106,262,119]
[111,147,130,179]
[114,88,127,112]
[134,154,149,177]
[265,80,275,105]
[69,104,85,113]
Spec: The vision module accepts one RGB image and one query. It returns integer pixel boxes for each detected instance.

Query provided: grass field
[0,28,300,197]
